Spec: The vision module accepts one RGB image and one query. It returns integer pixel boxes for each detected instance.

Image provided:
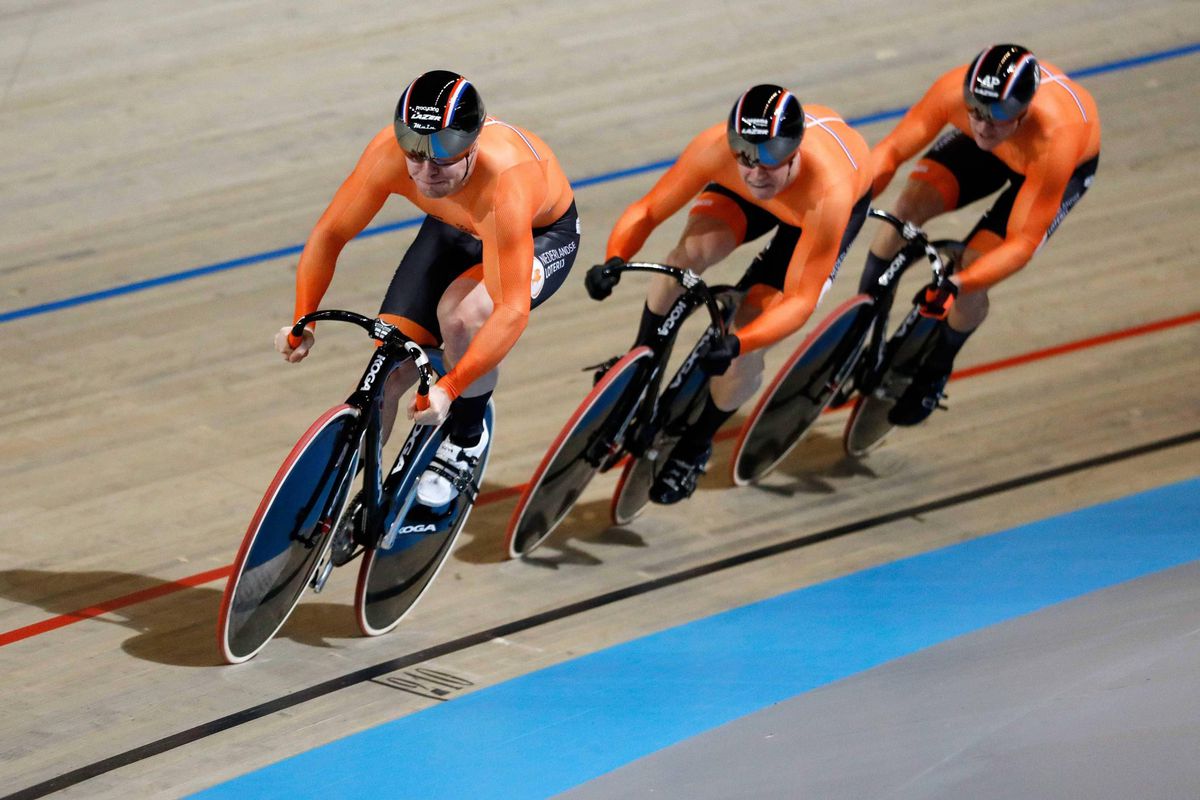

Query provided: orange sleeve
[734,195,850,353]
[293,130,396,324]
[870,70,959,197]
[956,138,1078,292]
[437,161,544,400]
[605,129,722,261]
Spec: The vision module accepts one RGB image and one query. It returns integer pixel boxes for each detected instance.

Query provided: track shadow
[454,487,651,568]
[450,479,518,564]
[0,568,359,668]
[742,430,887,496]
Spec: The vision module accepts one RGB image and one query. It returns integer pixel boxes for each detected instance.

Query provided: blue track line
[3,41,1197,326]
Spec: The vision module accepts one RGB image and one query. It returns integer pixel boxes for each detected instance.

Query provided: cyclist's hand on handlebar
[584,256,624,300]
[915,277,959,320]
[698,333,741,376]
[275,326,315,363]
[409,383,452,427]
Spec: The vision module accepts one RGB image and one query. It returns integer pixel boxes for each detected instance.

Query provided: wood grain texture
[1,2,1197,796]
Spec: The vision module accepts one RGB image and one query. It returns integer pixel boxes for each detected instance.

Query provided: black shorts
[379,201,580,342]
[918,131,1099,246]
[694,183,871,293]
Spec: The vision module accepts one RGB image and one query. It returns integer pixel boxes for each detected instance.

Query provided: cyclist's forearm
[735,293,817,354]
[292,230,351,322]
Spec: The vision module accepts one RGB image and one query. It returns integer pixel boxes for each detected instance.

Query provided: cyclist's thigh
[529,201,582,311]
[963,153,1099,258]
[913,131,1016,212]
[731,221,797,331]
[663,183,766,271]
[688,182,782,246]
[737,188,869,325]
[380,215,482,343]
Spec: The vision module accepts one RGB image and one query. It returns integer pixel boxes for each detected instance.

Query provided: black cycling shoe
[649,443,712,505]
[584,354,622,386]
[887,367,950,426]
[329,493,364,567]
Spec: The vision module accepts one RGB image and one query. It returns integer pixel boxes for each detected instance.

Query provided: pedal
[311,555,334,593]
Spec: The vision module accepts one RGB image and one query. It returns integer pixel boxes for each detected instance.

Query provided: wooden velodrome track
[2,1,1197,796]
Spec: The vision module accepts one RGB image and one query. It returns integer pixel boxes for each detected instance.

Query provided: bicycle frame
[289,311,437,549]
[853,210,956,393]
[586,261,733,464]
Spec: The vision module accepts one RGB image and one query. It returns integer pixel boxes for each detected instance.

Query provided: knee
[870,182,946,258]
[891,181,945,225]
[438,297,489,348]
[385,361,416,391]
[728,348,764,384]
[953,288,989,329]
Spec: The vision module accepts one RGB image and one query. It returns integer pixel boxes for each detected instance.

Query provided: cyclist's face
[967,110,1021,151]
[736,151,800,200]
[406,149,473,198]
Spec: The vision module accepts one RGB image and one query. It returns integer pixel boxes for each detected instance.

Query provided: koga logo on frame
[360,355,386,391]
[656,303,687,337]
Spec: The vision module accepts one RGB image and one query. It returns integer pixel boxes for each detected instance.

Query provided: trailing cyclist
[274,70,580,508]
[590,84,872,504]
[862,44,1101,425]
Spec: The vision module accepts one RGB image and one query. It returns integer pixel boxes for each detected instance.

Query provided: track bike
[217,310,493,663]
[505,262,737,558]
[729,209,962,483]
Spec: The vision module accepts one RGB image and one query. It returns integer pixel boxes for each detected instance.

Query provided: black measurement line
[7,428,1198,800]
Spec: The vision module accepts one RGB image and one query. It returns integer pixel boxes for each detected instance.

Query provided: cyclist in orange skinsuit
[862,44,1100,425]
[594,84,873,504]
[275,70,578,507]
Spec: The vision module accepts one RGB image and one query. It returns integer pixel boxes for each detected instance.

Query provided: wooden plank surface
[1,1,1197,796]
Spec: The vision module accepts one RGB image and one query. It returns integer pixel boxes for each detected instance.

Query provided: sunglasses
[403,149,470,167]
[733,152,792,170]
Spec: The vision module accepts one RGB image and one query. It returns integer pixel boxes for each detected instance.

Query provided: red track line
[951,310,1200,380]
[0,566,232,647]
[3,310,1197,648]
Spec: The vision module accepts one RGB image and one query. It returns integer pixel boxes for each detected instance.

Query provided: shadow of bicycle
[453,486,649,569]
[740,429,903,497]
[0,568,363,668]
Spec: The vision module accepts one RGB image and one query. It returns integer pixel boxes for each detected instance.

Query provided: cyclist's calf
[711,347,765,410]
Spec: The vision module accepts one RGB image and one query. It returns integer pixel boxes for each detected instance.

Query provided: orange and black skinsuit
[607,104,874,357]
[292,118,577,403]
[865,59,1101,295]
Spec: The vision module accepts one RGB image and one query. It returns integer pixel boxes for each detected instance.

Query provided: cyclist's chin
[743,183,780,201]
[970,132,1005,152]
[414,178,462,198]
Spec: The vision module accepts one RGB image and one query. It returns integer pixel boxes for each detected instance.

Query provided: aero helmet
[394,70,486,162]
[727,84,804,168]
[963,44,1040,122]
